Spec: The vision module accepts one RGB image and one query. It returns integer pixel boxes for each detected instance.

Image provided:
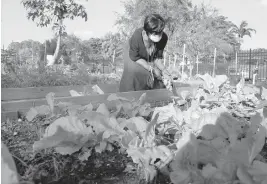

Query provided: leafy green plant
[8,73,267,183]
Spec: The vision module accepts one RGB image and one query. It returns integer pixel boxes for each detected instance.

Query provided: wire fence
[163,49,267,81]
[227,49,267,80]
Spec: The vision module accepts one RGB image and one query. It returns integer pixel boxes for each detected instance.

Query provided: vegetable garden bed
[2,74,267,184]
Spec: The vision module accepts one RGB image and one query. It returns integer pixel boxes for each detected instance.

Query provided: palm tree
[230,21,256,49]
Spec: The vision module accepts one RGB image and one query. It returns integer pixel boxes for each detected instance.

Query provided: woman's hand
[153,67,162,80]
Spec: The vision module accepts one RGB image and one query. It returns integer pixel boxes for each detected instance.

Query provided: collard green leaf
[96,103,110,117]
[26,105,51,121]
[248,125,266,165]
[33,125,96,155]
[33,116,95,155]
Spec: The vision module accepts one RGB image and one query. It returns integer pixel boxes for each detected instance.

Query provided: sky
[1,0,267,49]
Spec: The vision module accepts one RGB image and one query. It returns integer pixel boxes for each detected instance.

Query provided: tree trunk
[47,34,61,66]
[47,20,63,66]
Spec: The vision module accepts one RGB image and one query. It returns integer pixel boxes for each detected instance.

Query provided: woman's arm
[128,30,153,72]
[136,59,152,71]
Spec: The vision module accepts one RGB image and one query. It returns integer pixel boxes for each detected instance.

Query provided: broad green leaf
[45,116,90,137]
[212,161,237,182]
[95,141,107,153]
[248,113,262,136]
[132,103,152,117]
[191,112,219,132]
[26,105,51,121]
[121,130,137,148]
[237,165,254,184]
[55,101,73,112]
[96,103,110,117]
[201,163,217,178]
[210,137,230,150]
[196,73,227,92]
[145,113,159,142]
[102,129,120,140]
[64,104,83,116]
[78,111,113,134]
[79,112,124,136]
[120,116,148,133]
[107,93,148,117]
[34,126,95,155]
[1,142,18,184]
[248,160,267,175]
[26,107,38,122]
[175,132,198,163]
[152,103,183,126]
[248,125,266,165]
[33,116,96,155]
[83,103,93,111]
[170,168,191,184]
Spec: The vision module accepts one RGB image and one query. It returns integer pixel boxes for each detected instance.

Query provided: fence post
[249,49,252,80]
[212,48,217,77]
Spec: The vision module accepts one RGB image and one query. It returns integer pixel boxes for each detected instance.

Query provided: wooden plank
[1,84,118,101]
[1,89,173,120]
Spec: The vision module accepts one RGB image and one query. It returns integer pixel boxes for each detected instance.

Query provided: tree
[6,40,42,66]
[115,0,238,60]
[230,20,256,49]
[174,6,238,59]
[115,0,192,40]
[21,0,88,65]
[60,34,92,64]
[84,38,103,55]
[101,33,122,61]
[7,42,20,53]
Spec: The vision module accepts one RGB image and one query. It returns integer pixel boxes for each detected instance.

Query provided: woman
[119,14,171,92]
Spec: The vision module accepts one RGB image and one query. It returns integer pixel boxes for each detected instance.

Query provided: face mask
[149,34,162,42]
